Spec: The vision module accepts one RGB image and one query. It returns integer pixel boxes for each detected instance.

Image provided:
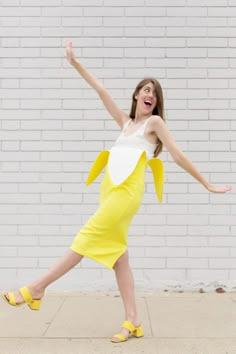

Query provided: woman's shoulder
[148,115,164,128]
[150,114,163,122]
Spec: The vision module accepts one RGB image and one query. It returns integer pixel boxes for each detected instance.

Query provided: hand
[66,40,76,64]
[206,183,232,193]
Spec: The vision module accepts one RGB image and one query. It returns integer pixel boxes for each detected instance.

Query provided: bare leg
[112,251,140,341]
[4,249,83,304]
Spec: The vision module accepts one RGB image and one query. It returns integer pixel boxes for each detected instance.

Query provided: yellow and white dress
[70,117,164,269]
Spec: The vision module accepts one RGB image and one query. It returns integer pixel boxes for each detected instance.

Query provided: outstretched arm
[152,116,232,194]
[65,40,129,128]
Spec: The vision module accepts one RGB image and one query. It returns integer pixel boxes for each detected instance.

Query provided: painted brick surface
[0,0,234,291]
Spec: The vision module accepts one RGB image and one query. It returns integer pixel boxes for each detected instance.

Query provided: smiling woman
[2,40,232,345]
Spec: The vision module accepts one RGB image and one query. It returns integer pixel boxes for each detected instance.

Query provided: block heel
[132,325,144,338]
[28,299,42,311]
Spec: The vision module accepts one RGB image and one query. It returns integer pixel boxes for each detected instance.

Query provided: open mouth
[144,101,152,108]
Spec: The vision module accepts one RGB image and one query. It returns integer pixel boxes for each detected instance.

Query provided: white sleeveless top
[108,117,159,185]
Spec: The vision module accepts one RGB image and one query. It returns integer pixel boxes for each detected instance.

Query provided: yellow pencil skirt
[70,151,147,270]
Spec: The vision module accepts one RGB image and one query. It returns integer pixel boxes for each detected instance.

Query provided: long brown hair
[129,78,166,157]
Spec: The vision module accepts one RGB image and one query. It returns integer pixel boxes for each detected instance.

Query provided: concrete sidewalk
[1,291,236,354]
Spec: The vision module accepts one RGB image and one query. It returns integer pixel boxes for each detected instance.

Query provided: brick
[125,7,165,17]
[21,38,61,47]
[21,79,61,88]
[41,27,83,37]
[104,37,145,48]
[0,131,40,140]
[105,0,145,5]
[187,38,227,47]
[1,79,19,88]
[0,27,40,37]
[0,258,37,268]
[21,0,60,5]
[84,6,124,16]
[2,38,20,47]
[208,7,236,16]
[146,38,185,47]
[188,247,229,257]
[130,257,165,269]
[104,17,144,27]
[21,99,61,109]
[166,48,207,58]
[146,247,187,257]
[169,27,207,37]
[21,141,61,151]
[0,0,19,5]
[21,16,61,27]
[209,258,236,269]
[167,214,209,225]
[41,7,82,17]
[167,258,208,268]
[145,17,185,26]
[143,269,185,283]
[63,0,102,5]
[167,7,207,16]
[187,269,228,282]
[2,141,20,151]
[2,58,20,68]
[187,0,227,5]
[124,27,165,37]
[0,88,40,99]
[0,68,40,77]
[0,7,40,16]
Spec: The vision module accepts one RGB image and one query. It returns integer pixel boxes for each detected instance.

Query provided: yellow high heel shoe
[2,287,42,311]
[111,320,144,343]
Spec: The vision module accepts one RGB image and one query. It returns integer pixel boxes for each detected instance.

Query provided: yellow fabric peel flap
[85,150,110,186]
[147,158,165,203]
[85,149,165,203]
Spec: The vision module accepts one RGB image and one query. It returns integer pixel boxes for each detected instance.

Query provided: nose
[148,92,154,99]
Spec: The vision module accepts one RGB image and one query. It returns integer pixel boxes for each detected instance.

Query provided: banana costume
[70,117,164,269]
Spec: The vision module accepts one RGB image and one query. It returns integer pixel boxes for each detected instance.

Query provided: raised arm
[151,116,232,194]
[65,40,129,128]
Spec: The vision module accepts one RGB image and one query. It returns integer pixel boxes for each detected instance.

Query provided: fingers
[223,185,232,191]
[208,184,232,193]
[66,40,72,47]
[219,185,232,193]
[65,40,74,62]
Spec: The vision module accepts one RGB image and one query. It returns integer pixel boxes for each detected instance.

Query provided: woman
[2,41,232,343]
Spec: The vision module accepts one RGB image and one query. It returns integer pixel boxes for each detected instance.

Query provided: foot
[111,318,141,343]
[3,286,44,305]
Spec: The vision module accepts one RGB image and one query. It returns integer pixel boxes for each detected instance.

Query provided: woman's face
[135,82,157,116]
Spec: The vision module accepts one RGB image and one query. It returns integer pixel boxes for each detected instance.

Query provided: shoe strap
[122,320,136,333]
[8,292,17,305]
[112,333,127,342]
[19,287,33,302]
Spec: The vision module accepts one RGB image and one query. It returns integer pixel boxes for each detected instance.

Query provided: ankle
[126,314,140,327]
[28,284,45,297]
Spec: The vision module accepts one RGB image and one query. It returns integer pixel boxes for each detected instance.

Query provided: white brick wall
[0,0,235,292]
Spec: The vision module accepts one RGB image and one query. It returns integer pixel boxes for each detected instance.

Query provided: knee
[114,251,129,270]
